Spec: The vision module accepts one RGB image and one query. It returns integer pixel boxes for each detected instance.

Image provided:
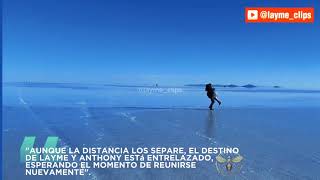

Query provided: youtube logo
[247,10,258,20]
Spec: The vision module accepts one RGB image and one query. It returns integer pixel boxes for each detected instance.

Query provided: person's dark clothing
[205,84,221,110]
[208,97,221,110]
[207,90,213,99]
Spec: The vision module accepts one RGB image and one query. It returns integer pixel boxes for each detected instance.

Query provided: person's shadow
[205,110,216,141]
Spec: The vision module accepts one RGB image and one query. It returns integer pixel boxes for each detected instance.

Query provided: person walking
[205,83,221,110]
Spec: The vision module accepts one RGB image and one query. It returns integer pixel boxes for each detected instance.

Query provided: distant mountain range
[4,82,281,89]
[184,84,281,88]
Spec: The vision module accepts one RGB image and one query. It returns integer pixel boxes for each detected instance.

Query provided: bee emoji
[215,154,243,172]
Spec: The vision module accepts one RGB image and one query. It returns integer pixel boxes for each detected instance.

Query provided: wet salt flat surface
[3,84,320,179]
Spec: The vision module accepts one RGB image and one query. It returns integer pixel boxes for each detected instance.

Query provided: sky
[3,0,320,88]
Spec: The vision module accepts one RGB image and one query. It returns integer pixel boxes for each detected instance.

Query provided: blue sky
[3,0,320,88]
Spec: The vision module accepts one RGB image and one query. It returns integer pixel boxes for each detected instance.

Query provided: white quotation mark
[247,10,258,20]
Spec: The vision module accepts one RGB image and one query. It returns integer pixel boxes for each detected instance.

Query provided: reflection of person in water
[205,110,215,140]
[205,83,221,110]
